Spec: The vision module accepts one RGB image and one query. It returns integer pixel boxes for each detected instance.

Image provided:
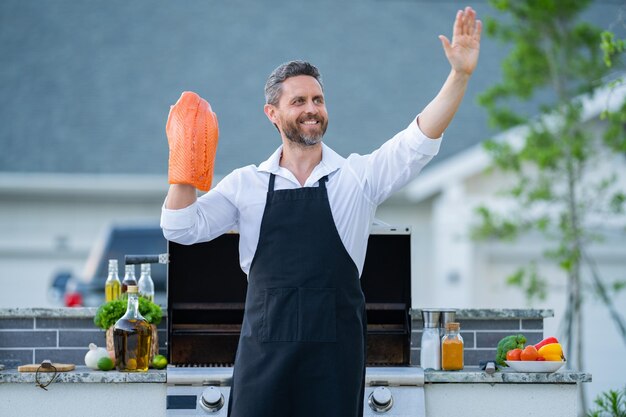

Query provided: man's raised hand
[438,6,482,76]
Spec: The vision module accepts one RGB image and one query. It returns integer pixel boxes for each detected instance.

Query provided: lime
[126,358,137,370]
[152,354,168,370]
[97,356,115,371]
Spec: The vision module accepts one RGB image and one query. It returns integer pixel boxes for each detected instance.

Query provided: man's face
[266,75,328,147]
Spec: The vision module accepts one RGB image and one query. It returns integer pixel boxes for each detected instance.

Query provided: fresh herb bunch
[94,296,163,330]
[587,386,626,417]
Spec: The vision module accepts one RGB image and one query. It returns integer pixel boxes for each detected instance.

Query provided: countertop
[0,366,589,384]
[425,367,591,383]
[0,366,166,383]
[0,307,552,319]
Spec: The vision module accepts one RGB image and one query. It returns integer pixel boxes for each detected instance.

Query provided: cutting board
[18,363,75,372]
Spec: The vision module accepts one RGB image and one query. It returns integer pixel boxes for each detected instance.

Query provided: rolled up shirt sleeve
[408,115,442,155]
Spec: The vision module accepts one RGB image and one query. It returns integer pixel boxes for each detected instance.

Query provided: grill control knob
[368,386,393,412]
[200,386,225,412]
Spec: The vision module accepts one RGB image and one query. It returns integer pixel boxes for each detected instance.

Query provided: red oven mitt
[166,91,219,192]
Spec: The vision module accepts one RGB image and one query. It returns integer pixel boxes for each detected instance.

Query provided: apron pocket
[299,288,337,342]
[262,287,298,342]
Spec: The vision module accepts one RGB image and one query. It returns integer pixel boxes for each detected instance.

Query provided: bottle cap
[127,285,138,293]
[445,322,460,331]
[421,309,441,328]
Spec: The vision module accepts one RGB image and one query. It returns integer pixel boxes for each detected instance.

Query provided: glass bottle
[420,309,441,370]
[138,263,155,302]
[441,322,464,371]
[121,264,137,295]
[104,259,121,302]
[113,285,152,372]
[420,327,441,370]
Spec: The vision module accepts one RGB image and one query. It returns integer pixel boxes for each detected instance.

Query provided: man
[161,6,481,417]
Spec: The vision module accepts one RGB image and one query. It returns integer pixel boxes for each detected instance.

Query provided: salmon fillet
[166,91,219,192]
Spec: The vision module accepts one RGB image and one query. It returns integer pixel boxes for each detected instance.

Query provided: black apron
[227,173,367,417]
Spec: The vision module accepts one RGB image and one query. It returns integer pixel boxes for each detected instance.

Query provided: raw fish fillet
[166,91,219,191]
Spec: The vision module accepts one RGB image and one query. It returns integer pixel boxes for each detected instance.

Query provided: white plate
[505,360,565,373]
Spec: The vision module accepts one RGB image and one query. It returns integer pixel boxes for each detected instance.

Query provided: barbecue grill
[166,226,425,417]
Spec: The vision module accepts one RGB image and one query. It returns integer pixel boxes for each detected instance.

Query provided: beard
[281,113,328,147]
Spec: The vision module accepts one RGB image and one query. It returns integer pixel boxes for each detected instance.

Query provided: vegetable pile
[84,343,109,370]
[496,335,565,367]
[496,334,526,366]
[94,297,163,330]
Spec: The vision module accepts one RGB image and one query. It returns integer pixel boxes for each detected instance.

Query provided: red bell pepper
[534,336,558,351]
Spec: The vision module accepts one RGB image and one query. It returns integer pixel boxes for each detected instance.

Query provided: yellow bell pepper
[538,343,564,361]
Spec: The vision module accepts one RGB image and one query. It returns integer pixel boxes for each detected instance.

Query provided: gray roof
[0,0,623,176]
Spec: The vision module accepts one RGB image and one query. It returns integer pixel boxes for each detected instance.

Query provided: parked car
[49,224,167,307]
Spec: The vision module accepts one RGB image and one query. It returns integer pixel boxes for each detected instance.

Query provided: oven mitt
[166,91,219,192]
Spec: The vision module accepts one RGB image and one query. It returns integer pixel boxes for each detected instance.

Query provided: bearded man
[161,7,481,417]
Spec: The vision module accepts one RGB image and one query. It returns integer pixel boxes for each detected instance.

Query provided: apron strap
[318,175,328,189]
[268,173,276,192]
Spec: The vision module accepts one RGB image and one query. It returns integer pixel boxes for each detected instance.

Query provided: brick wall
[410,317,544,366]
[0,316,167,367]
[0,312,544,368]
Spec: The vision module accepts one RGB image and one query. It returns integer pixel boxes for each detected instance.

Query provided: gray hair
[264,61,323,106]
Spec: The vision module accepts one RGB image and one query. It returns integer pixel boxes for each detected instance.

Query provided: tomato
[506,348,522,361]
[520,345,539,361]
[536,356,546,361]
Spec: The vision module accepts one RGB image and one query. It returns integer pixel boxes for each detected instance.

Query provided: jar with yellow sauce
[441,322,463,371]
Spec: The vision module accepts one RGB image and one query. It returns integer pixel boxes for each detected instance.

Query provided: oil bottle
[138,263,155,302]
[113,285,152,371]
[104,259,121,302]
[121,264,137,295]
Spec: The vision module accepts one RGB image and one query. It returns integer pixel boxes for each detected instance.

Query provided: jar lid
[445,322,460,331]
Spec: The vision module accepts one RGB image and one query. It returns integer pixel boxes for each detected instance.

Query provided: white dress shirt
[161,117,441,276]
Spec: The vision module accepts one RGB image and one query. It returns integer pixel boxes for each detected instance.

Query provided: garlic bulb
[84,343,110,369]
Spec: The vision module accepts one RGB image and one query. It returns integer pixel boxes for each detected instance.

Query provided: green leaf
[526,267,547,301]
[613,281,626,293]
[506,268,524,286]
[610,193,626,214]
[483,139,522,171]
[470,206,520,242]
[93,297,162,330]
[601,31,626,68]
[504,264,547,301]
[585,386,626,417]
[534,216,551,232]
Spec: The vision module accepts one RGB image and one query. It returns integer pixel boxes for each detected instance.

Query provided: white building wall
[0,174,169,307]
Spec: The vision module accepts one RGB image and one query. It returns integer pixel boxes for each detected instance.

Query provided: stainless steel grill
[166,226,426,416]
[167,366,425,416]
